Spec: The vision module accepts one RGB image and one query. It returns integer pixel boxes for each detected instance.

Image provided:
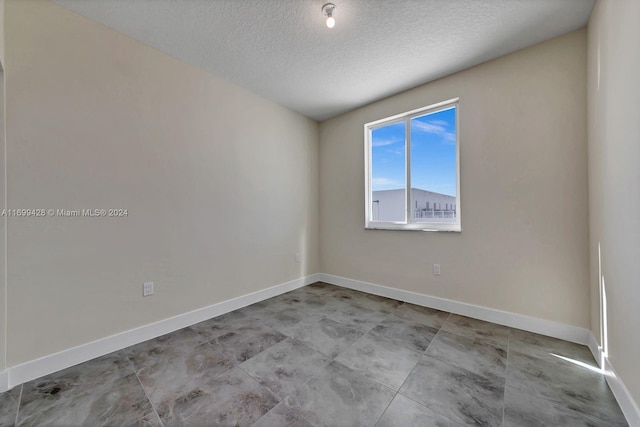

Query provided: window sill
[365,224,461,232]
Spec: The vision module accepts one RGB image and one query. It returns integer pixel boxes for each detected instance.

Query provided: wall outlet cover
[143,281,154,297]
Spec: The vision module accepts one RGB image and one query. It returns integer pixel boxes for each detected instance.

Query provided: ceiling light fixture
[322,3,336,29]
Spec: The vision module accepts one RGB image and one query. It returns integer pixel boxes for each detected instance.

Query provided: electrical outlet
[295,253,301,263]
[143,281,154,297]
[433,264,441,276]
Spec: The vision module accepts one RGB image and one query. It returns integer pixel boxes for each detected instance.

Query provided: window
[365,98,460,231]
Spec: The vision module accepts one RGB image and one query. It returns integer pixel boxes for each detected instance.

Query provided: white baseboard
[2,273,319,392]
[604,356,640,427]
[588,331,603,367]
[318,273,590,345]
[587,333,640,427]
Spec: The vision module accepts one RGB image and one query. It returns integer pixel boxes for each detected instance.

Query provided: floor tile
[425,330,507,382]
[288,317,364,358]
[335,332,421,390]
[140,411,164,426]
[240,338,332,400]
[0,283,628,427]
[509,328,596,366]
[327,289,403,316]
[392,303,450,329]
[124,327,227,363]
[212,324,287,364]
[399,355,504,426]
[376,394,463,427]
[347,293,404,315]
[0,386,21,427]
[327,301,389,332]
[503,386,612,426]
[190,309,259,341]
[268,292,343,319]
[322,288,389,312]
[304,282,342,295]
[507,350,627,426]
[284,361,395,427]
[156,366,278,426]
[322,286,367,301]
[252,402,312,427]
[125,329,234,412]
[370,315,439,353]
[240,298,297,317]
[17,351,154,427]
[284,287,324,299]
[439,314,509,349]
[257,307,325,336]
[274,316,326,340]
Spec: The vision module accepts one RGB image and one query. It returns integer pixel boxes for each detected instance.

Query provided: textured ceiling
[53,0,594,121]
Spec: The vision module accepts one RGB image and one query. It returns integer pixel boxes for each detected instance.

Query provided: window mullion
[405,117,411,224]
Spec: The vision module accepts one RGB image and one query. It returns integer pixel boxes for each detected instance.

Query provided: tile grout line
[238,351,326,427]
[304,356,399,426]
[501,327,511,427]
[422,311,450,354]
[14,384,22,426]
[210,331,316,426]
[122,350,165,427]
[284,354,334,427]
[373,388,397,427]
[266,401,316,427]
[437,313,511,349]
[369,302,415,427]
[201,340,243,380]
[233,363,283,416]
[248,295,402,427]
[391,312,467,425]
[396,390,463,426]
[330,308,391,362]
[279,402,316,427]
[503,333,625,425]
[402,310,515,425]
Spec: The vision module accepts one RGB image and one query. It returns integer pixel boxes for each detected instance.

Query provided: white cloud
[372,177,402,187]
[372,136,402,147]
[443,132,456,144]
[411,119,456,145]
[411,120,446,134]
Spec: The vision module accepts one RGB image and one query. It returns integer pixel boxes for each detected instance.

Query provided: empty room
[0,0,638,426]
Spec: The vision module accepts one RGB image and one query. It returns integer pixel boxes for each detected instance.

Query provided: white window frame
[364,98,461,232]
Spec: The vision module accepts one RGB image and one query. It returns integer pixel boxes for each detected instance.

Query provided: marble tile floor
[0,282,628,426]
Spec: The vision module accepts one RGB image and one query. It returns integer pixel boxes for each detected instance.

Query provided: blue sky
[371,107,456,197]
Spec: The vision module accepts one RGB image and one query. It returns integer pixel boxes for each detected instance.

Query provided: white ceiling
[54,0,594,121]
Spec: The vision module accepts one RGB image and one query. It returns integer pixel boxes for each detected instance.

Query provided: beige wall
[0,72,5,371]
[4,0,319,365]
[0,0,5,371]
[320,30,589,328]
[0,0,4,67]
[588,0,640,405]
[0,0,606,383]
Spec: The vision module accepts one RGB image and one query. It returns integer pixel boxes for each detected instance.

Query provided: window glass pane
[371,121,406,222]
[410,107,457,223]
